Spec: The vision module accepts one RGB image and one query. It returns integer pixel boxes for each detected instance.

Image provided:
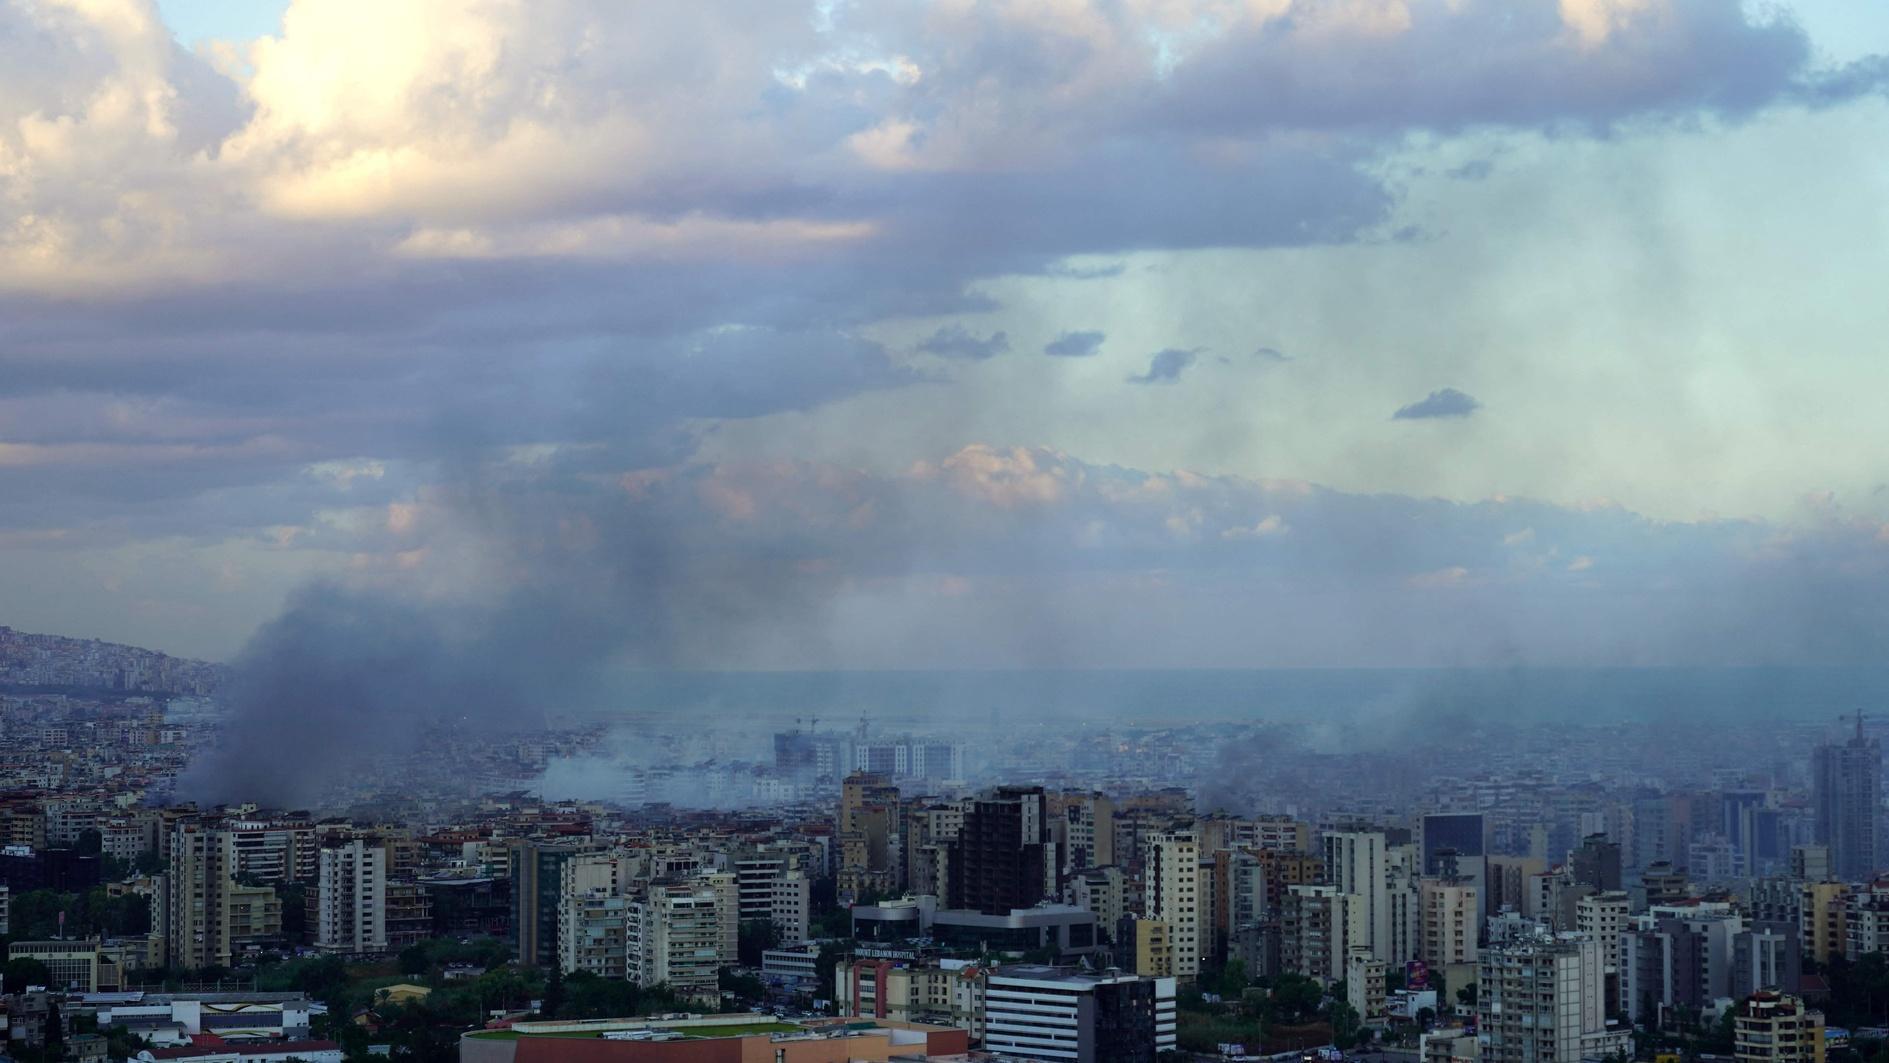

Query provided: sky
[4,0,1889,670]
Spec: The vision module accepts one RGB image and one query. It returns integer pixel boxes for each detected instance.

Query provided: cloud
[1,0,1884,674]
[1044,330,1107,358]
[1128,348,1199,384]
[1221,515,1289,540]
[1407,565,1474,589]
[917,324,1011,360]
[1393,387,1482,420]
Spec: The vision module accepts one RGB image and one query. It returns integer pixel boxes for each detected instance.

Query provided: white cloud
[1221,514,1289,539]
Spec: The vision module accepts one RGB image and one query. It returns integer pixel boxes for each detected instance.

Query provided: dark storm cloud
[1128,348,1199,385]
[1789,54,1889,108]
[1394,388,1482,420]
[917,324,1011,360]
[1044,331,1106,357]
[1154,0,1819,135]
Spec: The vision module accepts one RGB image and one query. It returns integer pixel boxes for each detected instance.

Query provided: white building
[1325,831,1398,964]
[316,839,387,954]
[1283,884,1363,983]
[558,889,631,978]
[1478,934,1627,1063]
[983,965,1176,1061]
[1144,827,1202,980]
[734,846,812,941]
[627,882,731,994]
[1574,891,1630,984]
[1421,878,1481,966]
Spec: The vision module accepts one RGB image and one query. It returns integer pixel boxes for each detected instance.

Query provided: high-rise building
[1346,947,1388,1023]
[558,889,630,978]
[1733,927,1802,997]
[948,786,1052,916]
[315,837,387,954]
[383,880,432,951]
[1282,884,1361,983]
[509,840,589,967]
[627,880,731,994]
[904,800,967,898]
[1324,830,1394,963]
[222,815,318,885]
[1066,865,1128,938]
[1632,796,1694,872]
[1479,934,1626,1063]
[1813,718,1880,882]
[1488,854,1546,919]
[158,819,285,970]
[1422,813,1487,895]
[1792,845,1832,883]
[1640,861,1689,908]
[1049,792,1115,878]
[1575,890,1631,1004]
[1129,917,1174,978]
[1421,878,1480,967]
[1571,834,1623,892]
[1621,904,1745,1023]
[982,965,1176,1062]
[733,844,812,941]
[1734,992,1825,1063]
[1801,882,1850,965]
[1845,881,1889,959]
[1144,826,1202,980]
[839,773,901,899]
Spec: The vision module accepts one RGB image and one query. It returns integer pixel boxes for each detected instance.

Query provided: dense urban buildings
[8,623,1889,1061]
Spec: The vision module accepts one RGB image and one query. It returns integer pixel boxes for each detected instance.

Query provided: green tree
[560,971,644,1021]
[279,883,307,943]
[1328,998,1363,1049]
[398,942,432,977]
[541,963,565,1019]
[1211,960,1250,999]
[45,998,65,1054]
[104,1022,149,1061]
[1266,973,1324,1024]
[739,918,782,967]
[721,967,766,1005]
[814,941,850,1002]
[4,956,51,993]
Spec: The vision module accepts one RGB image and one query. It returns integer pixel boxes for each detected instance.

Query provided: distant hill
[0,625,227,696]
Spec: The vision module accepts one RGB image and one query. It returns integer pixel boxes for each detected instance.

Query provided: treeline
[0,887,150,942]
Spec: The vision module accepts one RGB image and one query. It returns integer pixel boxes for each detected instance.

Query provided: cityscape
[5,2,1889,1063]
[5,628,1889,1063]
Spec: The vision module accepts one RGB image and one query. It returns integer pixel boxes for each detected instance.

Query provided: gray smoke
[176,458,854,808]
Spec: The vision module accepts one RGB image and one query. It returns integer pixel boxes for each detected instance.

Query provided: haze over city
[4,3,1889,1063]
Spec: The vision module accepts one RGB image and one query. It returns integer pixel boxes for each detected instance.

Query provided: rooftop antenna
[1859,710,1867,741]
